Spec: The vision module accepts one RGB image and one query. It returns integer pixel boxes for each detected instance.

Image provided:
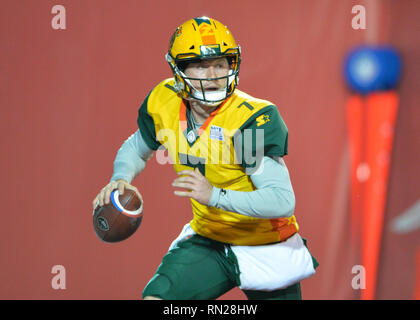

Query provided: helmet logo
[175,26,182,37]
[200,45,221,57]
[199,24,216,45]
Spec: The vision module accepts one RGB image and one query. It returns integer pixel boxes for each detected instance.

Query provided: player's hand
[172,168,213,205]
[92,179,143,209]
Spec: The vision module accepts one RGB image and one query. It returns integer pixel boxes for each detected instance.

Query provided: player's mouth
[203,86,221,91]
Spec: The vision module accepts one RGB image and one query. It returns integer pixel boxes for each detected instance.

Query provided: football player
[92,16,318,300]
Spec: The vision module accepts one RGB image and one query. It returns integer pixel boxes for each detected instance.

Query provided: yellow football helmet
[166,17,241,106]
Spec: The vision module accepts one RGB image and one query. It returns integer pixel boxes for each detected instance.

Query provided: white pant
[168,223,316,291]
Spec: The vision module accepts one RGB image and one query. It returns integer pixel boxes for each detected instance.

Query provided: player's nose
[206,65,217,79]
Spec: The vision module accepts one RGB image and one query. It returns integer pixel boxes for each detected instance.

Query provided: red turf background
[0,0,419,299]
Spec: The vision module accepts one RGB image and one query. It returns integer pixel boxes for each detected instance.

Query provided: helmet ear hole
[227,56,235,68]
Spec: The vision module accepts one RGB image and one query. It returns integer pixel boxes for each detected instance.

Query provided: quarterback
[93,16,318,300]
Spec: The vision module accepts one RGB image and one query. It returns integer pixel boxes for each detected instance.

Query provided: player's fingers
[173,176,195,184]
[97,189,106,207]
[97,185,108,207]
[92,196,99,209]
[117,181,125,195]
[172,181,195,190]
[97,190,105,206]
[104,183,116,204]
[123,184,143,202]
[133,188,144,202]
[174,190,193,198]
[136,191,143,203]
[194,167,202,176]
[133,190,143,202]
[194,168,208,182]
[177,170,196,177]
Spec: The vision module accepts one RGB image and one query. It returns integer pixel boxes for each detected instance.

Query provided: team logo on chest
[186,130,196,143]
[209,125,224,141]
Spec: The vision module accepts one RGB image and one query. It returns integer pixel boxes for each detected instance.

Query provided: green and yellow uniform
[138,78,299,246]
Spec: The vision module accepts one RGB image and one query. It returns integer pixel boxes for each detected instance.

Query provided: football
[93,189,143,243]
